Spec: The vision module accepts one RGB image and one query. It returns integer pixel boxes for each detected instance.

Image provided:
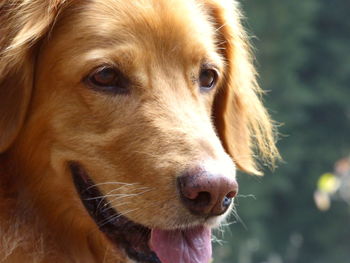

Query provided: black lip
[69,162,161,263]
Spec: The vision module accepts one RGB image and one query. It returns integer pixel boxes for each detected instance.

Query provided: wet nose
[177,165,238,216]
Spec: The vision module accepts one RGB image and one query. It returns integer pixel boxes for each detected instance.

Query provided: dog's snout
[177,164,238,216]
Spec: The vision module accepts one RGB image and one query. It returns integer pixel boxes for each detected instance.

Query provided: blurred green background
[213,0,350,262]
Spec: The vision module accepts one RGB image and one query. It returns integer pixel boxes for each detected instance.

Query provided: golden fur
[0,0,279,262]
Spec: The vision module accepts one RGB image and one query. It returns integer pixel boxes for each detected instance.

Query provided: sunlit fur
[0,0,279,262]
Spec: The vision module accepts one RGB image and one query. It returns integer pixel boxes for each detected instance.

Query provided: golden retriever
[0,0,278,262]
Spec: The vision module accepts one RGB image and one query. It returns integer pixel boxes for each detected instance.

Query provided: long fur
[0,0,279,262]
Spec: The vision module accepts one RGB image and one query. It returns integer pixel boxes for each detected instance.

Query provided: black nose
[177,165,238,216]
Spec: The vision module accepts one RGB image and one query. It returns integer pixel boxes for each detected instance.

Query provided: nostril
[226,190,237,199]
[188,192,211,207]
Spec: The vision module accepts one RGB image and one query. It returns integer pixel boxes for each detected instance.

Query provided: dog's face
[0,0,278,262]
[33,0,231,228]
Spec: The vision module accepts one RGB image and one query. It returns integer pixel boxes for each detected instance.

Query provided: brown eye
[199,68,218,92]
[86,66,129,94]
[91,67,117,86]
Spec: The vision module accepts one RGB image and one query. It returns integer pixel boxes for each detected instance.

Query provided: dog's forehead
[60,0,219,60]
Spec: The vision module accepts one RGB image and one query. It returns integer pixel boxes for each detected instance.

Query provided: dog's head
[0,0,278,262]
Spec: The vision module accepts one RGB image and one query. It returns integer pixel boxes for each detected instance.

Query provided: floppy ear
[0,0,67,152]
[207,1,279,174]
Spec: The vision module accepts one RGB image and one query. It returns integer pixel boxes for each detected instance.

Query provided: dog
[0,0,278,262]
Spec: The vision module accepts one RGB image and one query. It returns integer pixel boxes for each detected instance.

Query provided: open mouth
[69,162,213,263]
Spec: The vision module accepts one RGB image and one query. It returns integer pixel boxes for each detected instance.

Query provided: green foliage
[214,0,350,262]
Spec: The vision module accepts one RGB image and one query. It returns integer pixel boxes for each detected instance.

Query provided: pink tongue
[150,226,212,263]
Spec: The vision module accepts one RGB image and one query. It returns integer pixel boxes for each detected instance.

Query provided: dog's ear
[207,1,279,174]
[0,0,67,152]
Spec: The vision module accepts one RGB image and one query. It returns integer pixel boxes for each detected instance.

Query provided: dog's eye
[86,67,129,94]
[199,68,218,92]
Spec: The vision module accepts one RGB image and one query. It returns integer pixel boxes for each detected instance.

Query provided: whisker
[215,22,227,32]
[101,190,153,213]
[236,194,257,200]
[84,193,137,201]
[83,182,153,210]
[229,205,247,230]
[98,208,140,227]
[84,186,152,201]
[211,234,226,246]
[86,181,139,191]
[106,189,152,204]
[105,186,151,195]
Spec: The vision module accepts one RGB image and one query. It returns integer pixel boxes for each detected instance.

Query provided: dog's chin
[69,162,218,263]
